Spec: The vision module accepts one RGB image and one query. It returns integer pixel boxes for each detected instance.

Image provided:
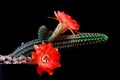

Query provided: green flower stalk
[48,23,68,42]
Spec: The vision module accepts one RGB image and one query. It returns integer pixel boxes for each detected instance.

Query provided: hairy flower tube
[48,11,80,42]
[31,42,61,76]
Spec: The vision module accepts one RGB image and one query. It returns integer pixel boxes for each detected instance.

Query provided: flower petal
[55,11,80,35]
[37,66,44,76]
[39,42,47,49]
[31,42,61,76]
[34,45,39,51]
[32,52,38,61]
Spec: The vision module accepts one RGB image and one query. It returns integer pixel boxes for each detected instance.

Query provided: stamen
[41,54,49,63]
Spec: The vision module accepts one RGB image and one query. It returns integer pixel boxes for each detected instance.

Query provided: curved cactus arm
[9,33,108,58]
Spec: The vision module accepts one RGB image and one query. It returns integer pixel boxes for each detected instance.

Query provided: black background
[0,0,115,80]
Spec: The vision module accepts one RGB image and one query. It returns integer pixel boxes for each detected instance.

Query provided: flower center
[41,54,49,63]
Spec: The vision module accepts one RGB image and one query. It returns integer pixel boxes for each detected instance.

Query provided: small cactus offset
[38,25,48,41]
[9,25,108,57]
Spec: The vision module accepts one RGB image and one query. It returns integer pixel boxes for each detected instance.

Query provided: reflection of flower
[48,11,80,42]
[31,42,61,76]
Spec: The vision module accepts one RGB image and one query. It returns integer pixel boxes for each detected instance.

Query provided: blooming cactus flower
[48,11,80,42]
[54,11,80,31]
[32,42,61,76]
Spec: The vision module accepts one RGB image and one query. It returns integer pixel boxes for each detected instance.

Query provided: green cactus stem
[9,33,108,58]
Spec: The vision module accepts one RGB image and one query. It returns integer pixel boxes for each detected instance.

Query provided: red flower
[54,11,79,30]
[48,11,80,42]
[32,42,61,76]
[54,11,80,35]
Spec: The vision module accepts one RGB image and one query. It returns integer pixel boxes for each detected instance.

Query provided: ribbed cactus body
[53,33,108,48]
[9,33,108,57]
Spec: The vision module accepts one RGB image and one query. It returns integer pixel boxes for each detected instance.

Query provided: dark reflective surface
[0,64,38,80]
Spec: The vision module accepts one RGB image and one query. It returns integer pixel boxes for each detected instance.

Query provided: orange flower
[32,42,61,76]
[48,11,80,42]
[54,11,80,32]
